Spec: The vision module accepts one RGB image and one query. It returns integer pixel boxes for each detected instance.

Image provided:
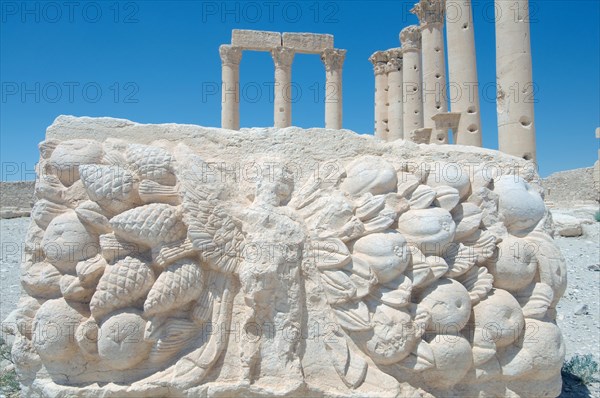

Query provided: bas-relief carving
[12,125,566,397]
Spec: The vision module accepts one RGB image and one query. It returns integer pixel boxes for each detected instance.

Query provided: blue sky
[1,0,599,180]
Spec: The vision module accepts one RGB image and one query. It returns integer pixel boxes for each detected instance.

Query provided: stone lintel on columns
[231,29,282,51]
[219,45,243,66]
[321,48,347,72]
[283,33,334,54]
[400,26,422,51]
[411,0,446,27]
[271,47,295,68]
[369,51,389,75]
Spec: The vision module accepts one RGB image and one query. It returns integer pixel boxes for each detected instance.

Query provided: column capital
[369,51,389,76]
[400,25,422,50]
[321,48,347,72]
[271,47,295,68]
[385,48,403,73]
[411,0,446,27]
[219,45,242,66]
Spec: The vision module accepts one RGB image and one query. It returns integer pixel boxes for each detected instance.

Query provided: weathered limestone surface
[321,49,346,130]
[446,0,482,147]
[231,29,281,50]
[400,26,424,139]
[0,181,36,218]
[219,45,242,130]
[412,0,449,144]
[12,116,566,397]
[271,47,295,128]
[551,213,583,237]
[386,49,404,141]
[542,167,599,205]
[369,51,389,140]
[282,32,334,53]
[495,0,536,161]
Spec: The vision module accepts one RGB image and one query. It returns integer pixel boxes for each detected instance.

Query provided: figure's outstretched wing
[174,145,245,275]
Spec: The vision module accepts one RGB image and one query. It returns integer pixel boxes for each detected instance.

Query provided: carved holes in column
[523,153,533,160]
[467,125,478,134]
[435,73,441,79]
[467,106,477,114]
[462,23,469,30]
[519,116,532,128]
[434,47,441,53]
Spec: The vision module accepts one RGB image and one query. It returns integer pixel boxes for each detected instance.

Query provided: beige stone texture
[431,112,461,144]
[386,49,404,141]
[495,0,536,161]
[219,45,242,130]
[271,47,295,128]
[369,51,389,140]
[551,213,583,237]
[446,0,482,147]
[13,115,566,397]
[321,49,346,130]
[412,0,449,144]
[400,26,424,140]
[231,29,281,51]
[542,167,599,205]
[282,32,334,54]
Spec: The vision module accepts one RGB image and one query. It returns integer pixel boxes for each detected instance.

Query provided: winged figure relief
[14,139,566,393]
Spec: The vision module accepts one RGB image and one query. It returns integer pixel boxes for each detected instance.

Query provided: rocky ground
[1,209,598,397]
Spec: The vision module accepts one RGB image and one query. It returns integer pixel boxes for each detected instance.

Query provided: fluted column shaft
[400,26,424,138]
[386,49,404,141]
[271,47,295,128]
[412,0,449,144]
[446,0,482,146]
[496,0,536,161]
[321,49,347,130]
[220,45,242,130]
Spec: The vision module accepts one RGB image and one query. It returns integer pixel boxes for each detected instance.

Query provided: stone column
[400,26,424,138]
[386,49,404,141]
[321,48,347,130]
[496,0,536,161]
[219,45,242,130]
[446,0,482,147]
[412,0,449,144]
[271,47,295,128]
[369,51,389,140]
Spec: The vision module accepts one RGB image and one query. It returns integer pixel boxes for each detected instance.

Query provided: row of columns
[369,0,536,161]
[370,27,425,143]
[219,45,346,131]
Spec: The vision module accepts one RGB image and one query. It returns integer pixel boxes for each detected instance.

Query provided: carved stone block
[231,29,281,51]
[13,116,566,397]
[282,32,334,54]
